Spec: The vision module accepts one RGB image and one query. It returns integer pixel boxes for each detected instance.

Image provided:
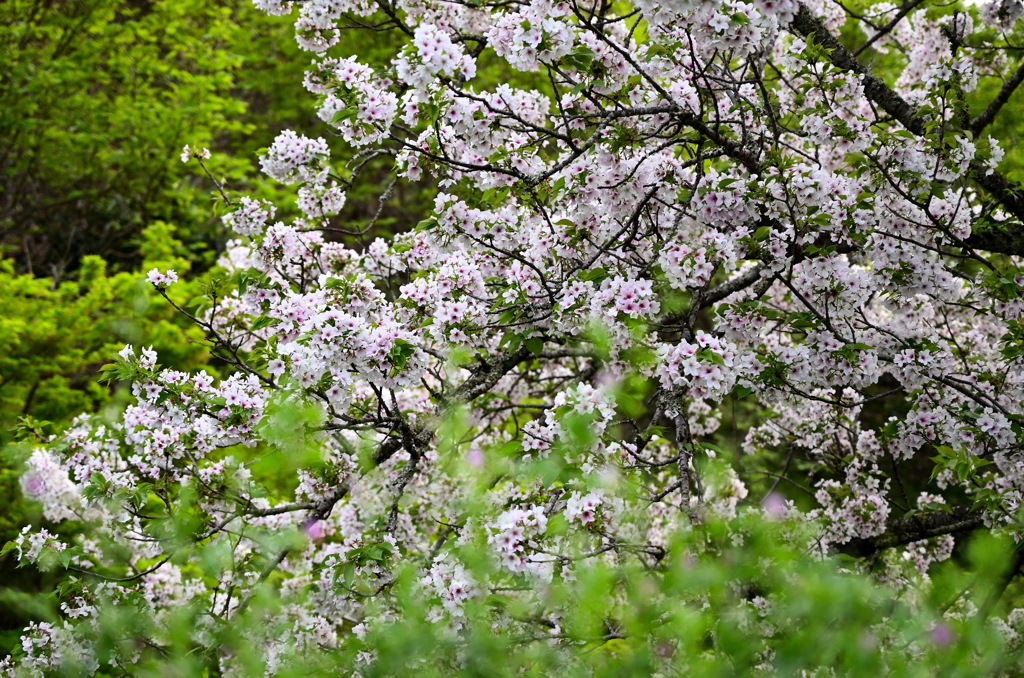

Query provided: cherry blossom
[9,0,1024,673]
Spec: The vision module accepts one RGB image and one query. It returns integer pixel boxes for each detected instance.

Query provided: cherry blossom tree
[8,0,1024,674]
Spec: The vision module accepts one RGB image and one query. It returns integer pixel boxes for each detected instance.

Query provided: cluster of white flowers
[487,0,576,72]
[146,268,178,288]
[224,196,276,237]
[395,23,476,90]
[258,130,329,184]
[564,491,603,526]
[981,0,1024,28]
[11,526,69,565]
[180,145,211,163]
[421,555,483,625]
[657,331,752,400]
[308,56,398,146]
[18,621,97,676]
[296,182,346,219]
[813,480,892,545]
[19,451,79,522]
[487,504,554,576]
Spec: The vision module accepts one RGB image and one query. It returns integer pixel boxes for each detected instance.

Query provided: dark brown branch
[852,0,927,58]
[702,264,766,306]
[841,505,982,557]
[971,59,1024,134]
[790,5,926,135]
[790,4,1024,256]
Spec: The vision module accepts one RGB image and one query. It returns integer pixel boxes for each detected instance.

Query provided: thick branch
[702,264,766,307]
[789,4,1024,255]
[441,346,531,413]
[790,5,926,135]
[969,165,1024,250]
[971,60,1024,134]
[841,505,982,557]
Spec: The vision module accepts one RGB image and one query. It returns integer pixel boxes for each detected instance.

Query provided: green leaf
[498,439,523,457]
[250,315,279,331]
[732,385,754,400]
[330,107,358,124]
[564,45,597,70]
[580,267,608,284]
[486,594,513,609]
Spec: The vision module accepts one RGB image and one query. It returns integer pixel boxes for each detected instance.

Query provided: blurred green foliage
[0,0,435,278]
[0,0,248,276]
[0,223,206,436]
[8,505,1024,677]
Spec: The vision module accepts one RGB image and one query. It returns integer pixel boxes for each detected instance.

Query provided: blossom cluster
[308,56,399,146]
[258,130,330,184]
[487,0,576,72]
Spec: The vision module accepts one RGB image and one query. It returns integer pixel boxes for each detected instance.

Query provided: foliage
[0,224,207,436]
[0,0,435,278]
[6,505,1024,677]
[0,0,245,275]
[0,0,438,648]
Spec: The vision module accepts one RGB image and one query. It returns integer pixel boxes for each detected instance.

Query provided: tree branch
[842,505,983,557]
[971,60,1024,134]
[789,4,1024,255]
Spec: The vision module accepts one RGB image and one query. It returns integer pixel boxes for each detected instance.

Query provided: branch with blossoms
[10,0,1024,673]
